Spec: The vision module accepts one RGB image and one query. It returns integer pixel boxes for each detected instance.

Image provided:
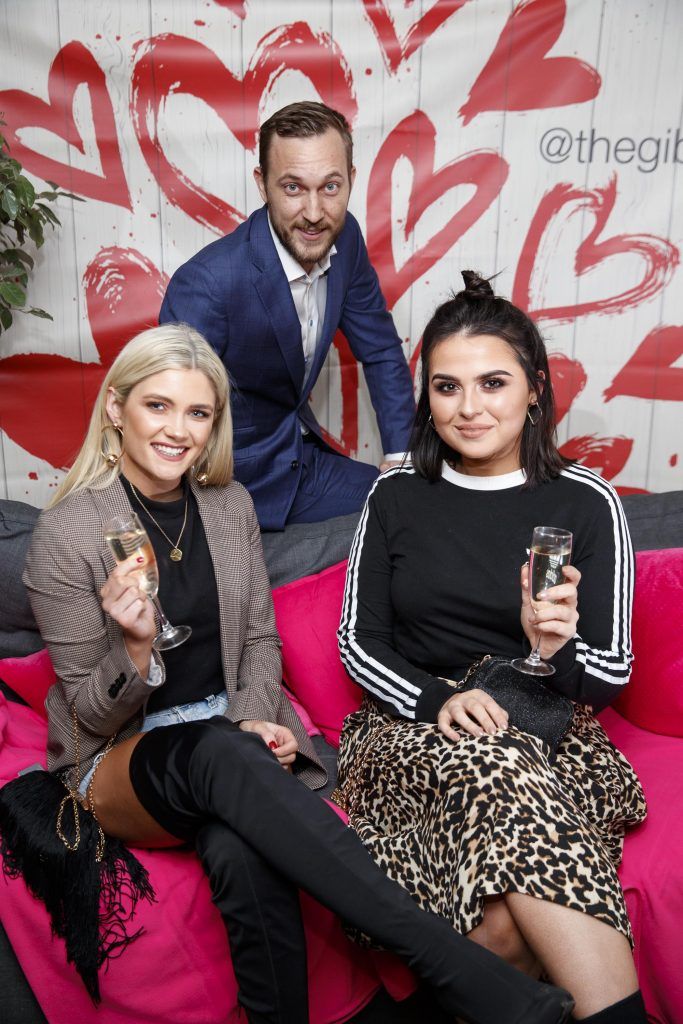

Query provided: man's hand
[238,720,299,769]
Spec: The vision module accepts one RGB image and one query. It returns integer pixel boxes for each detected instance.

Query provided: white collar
[267,213,336,283]
[441,461,526,491]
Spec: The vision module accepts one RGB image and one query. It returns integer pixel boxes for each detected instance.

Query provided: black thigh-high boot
[573,991,648,1022]
[195,822,309,1024]
[129,718,574,1024]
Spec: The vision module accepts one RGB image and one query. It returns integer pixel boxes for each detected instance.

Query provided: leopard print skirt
[335,696,647,943]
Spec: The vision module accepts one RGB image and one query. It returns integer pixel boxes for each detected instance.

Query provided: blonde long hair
[50,323,233,507]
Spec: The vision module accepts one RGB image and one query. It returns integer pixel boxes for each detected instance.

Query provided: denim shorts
[78,691,230,798]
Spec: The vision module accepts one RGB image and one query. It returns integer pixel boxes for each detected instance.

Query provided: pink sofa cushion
[272,560,362,747]
[614,547,683,736]
[0,647,54,716]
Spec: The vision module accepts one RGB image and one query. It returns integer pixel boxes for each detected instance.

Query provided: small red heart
[0,41,131,209]
[366,110,508,311]
[316,331,360,458]
[548,353,587,424]
[459,0,601,125]
[513,177,679,323]
[361,0,469,74]
[130,26,357,236]
[604,326,683,403]
[559,435,633,482]
[0,248,167,469]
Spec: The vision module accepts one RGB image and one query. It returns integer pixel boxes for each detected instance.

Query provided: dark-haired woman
[335,273,648,1023]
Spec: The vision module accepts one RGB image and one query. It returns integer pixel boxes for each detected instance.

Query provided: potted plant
[0,117,82,337]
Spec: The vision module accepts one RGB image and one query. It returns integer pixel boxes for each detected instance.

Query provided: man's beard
[270,214,343,269]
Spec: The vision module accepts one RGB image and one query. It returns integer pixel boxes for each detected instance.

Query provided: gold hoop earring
[193,458,210,486]
[527,404,541,427]
[100,423,124,466]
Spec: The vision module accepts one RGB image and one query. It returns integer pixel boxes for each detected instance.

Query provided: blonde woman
[0,323,574,1024]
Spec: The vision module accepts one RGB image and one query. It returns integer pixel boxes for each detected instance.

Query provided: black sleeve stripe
[338,467,421,718]
[560,466,634,686]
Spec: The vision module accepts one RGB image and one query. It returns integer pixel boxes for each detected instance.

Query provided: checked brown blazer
[23,475,325,790]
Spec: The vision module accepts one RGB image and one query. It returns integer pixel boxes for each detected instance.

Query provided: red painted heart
[459,0,601,125]
[130,26,357,236]
[513,177,680,322]
[604,326,683,403]
[559,435,633,482]
[0,248,167,468]
[316,331,360,457]
[547,352,587,423]
[0,41,131,209]
[210,0,247,16]
[367,110,508,310]
[362,0,469,74]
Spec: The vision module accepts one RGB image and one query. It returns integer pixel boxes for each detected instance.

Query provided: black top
[338,463,635,722]
[121,476,223,713]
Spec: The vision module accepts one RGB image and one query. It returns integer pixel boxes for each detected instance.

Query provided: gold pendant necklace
[129,483,189,562]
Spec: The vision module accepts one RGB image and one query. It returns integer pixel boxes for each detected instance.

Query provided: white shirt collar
[441,461,526,491]
[267,213,336,283]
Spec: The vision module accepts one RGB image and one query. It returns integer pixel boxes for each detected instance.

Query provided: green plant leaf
[1,189,20,219]
[0,280,26,306]
[2,247,33,268]
[36,203,61,226]
[14,176,36,207]
[0,262,24,279]
[27,306,53,320]
[0,305,13,330]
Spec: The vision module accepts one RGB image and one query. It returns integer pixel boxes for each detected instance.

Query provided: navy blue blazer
[159,206,415,530]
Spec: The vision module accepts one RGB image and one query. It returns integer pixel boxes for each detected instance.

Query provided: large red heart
[513,177,680,322]
[0,41,131,210]
[0,248,167,469]
[604,326,683,403]
[130,26,357,236]
[459,0,601,125]
[366,110,508,310]
[362,0,469,74]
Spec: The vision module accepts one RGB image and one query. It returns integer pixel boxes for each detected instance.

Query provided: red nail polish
[136,557,144,564]
[268,741,277,750]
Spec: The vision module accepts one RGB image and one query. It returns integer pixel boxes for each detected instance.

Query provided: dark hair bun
[461,270,494,299]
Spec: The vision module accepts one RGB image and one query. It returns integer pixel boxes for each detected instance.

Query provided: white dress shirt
[268,215,405,462]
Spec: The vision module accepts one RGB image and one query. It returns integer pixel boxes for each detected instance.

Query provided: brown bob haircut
[258,101,354,179]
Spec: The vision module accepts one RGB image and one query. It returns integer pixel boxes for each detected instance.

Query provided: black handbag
[452,655,574,761]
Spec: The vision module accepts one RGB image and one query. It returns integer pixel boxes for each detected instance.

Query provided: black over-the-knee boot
[129,718,574,1024]
[195,822,309,1024]
[573,991,648,1022]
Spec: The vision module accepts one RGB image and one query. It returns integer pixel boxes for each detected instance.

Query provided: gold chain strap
[331,699,394,814]
[56,703,116,863]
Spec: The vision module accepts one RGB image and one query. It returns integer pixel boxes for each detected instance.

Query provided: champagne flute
[104,513,192,651]
[511,526,573,677]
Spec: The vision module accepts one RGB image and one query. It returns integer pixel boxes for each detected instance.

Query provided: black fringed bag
[0,744,155,1002]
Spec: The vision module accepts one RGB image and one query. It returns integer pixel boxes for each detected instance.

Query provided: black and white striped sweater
[338,462,634,722]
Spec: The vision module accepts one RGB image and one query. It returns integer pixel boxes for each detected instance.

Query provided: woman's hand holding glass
[437,690,509,742]
[100,555,157,678]
[239,720,299,770]
[520,561,581,663]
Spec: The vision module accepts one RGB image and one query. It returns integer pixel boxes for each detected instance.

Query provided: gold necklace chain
[130,482,189,562]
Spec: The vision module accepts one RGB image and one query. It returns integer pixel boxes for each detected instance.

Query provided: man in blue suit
[159,102,415,530]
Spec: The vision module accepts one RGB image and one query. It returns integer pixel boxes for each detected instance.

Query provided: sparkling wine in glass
[511,526,573,677]
[104,513,191,651]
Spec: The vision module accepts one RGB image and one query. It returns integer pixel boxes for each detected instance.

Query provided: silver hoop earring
[526,404,541,427]
[428,414,435,429]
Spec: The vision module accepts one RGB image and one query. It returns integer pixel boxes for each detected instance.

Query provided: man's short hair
[258,101,353,179]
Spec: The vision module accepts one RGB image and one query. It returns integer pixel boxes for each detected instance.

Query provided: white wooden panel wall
[1,0,681,506]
